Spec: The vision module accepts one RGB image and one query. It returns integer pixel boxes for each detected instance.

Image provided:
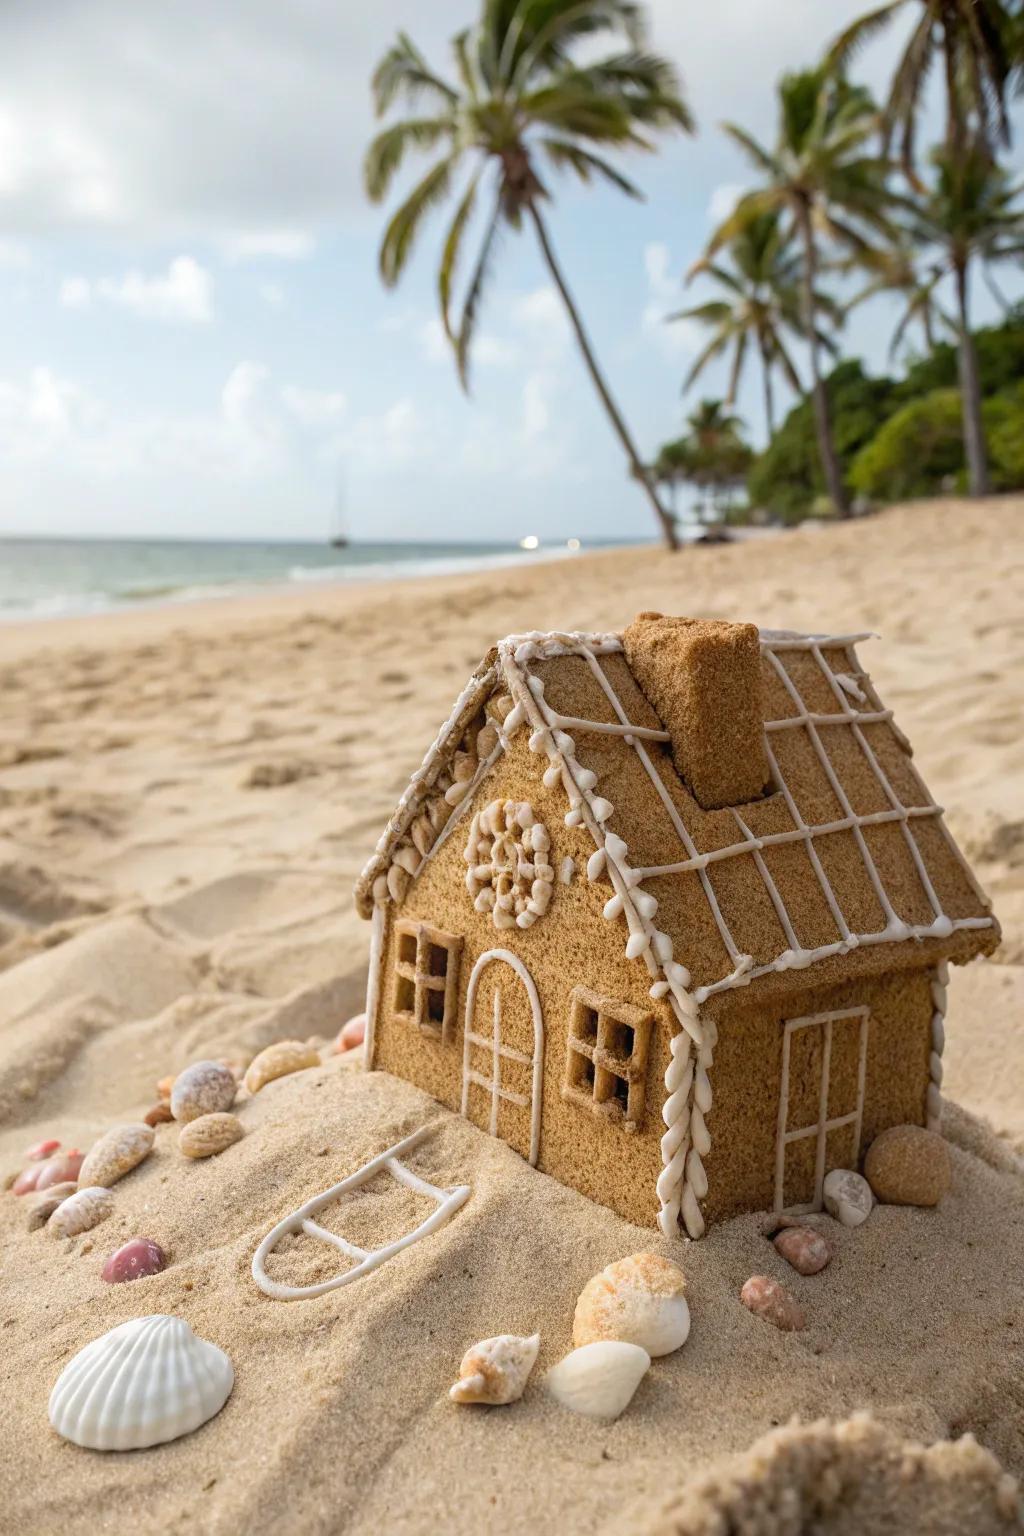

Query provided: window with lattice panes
[563,986,652,1130]
[392,919,463,1042]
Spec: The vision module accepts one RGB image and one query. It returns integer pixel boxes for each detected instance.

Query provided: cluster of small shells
[463,799,553,931]
[370,692,514,907]
[449,1251,688,1420]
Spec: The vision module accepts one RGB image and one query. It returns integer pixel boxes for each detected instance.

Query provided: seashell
[773,1225,832,1276]
[332,1013,367,1055]
[573,1252,690,1357]
[101,1237,167,1283]
[26,1138,61,1161]
[14,1150,83,1195]
[170,1060,237,1124]
[48,1186,114,1238]
[78,1123,154,1189]
[739,1275,805,1331]
[144,1102,175,1127]
[48,1313,233,1451]
[179,1112,244,1159]
[27,1182,78,1231]
[545,1341,650,1421]
[823,1167,873,1228]
[449,1333,540,1405]
[244,1039,320,1094]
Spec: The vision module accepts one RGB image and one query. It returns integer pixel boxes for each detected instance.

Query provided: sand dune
[0,498,1022,1533]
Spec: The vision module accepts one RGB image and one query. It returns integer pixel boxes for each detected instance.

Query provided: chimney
[621,612,767,810]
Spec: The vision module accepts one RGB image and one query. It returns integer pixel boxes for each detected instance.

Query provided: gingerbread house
[354,615,998,1238]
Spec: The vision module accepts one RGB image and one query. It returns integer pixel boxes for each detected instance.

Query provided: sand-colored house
[354,615,998,1238]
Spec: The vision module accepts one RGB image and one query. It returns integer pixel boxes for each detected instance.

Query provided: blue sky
[1,0,1021,544]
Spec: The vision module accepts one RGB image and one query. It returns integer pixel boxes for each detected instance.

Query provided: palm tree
[364,2,694,550]
[673,210,841,436]
[702,70,897,516]
[846,243,951,360]
[653,400,752,522]
[827,0,1013,176]
[904,141,1024,494]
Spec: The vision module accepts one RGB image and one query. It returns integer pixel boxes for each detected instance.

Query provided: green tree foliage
[750,308,1024,518]
[849,389,965,499]
[747,360,897,521]
[850,382,1024,499]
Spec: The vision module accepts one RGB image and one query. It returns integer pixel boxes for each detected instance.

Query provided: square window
[392,919,462,1043]
[563,986,651,1131]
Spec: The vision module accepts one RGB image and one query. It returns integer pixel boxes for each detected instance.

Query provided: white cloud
[281,383,347,427]
[59,275,92,309]
[257,281,285,306]
[417,315,517,369]
[0,238,30,268]
[521,373,549,442]
[342,398,424,468]
[640,241,698,356]
[222,229,316,262]
[707,182,744,226]
[60,256,214,322]
[512,286,568,338]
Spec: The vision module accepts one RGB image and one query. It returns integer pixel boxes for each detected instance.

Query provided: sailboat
[329,467,349,549]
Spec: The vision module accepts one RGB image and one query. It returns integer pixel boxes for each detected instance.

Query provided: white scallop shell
[449,1333,540,1405]
[48,1314,234,1451]
[545,1341,650,1422]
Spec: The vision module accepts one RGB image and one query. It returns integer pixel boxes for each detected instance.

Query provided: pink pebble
[101,1237,167,1284]
[35,1151,84,1191]
[333,1014,367,1055]
[12,1164,45,1195]
[25,1139,60,1162]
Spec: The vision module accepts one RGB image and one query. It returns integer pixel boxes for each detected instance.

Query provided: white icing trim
[927,961,948,1132]
[497,636,708,1237]
[251,1127,470,1300]
[774,1007,869,1215]
[363,902,385,1069]
[462,949,544,1167]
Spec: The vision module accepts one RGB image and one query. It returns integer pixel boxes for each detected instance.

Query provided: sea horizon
[0,533,656,624]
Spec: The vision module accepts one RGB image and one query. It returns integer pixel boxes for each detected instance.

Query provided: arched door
[461,949,544,1166]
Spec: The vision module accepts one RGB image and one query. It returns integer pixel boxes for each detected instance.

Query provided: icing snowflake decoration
[464,799,553,931]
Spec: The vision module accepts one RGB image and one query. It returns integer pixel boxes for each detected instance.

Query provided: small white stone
[822,1167,873,1227]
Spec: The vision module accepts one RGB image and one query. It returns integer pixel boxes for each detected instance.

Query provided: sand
[0,496,1022,1534]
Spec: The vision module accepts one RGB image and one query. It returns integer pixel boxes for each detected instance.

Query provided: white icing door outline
[461,948,544,1166]
[774,1006,869,1214]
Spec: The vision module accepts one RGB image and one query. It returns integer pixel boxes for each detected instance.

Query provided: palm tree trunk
[796,204,849,517]
[953,257,990,497]
[526,201,679,551]
[759,336,776,438]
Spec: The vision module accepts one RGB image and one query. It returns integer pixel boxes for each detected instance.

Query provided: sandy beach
[1,497,1022,1534]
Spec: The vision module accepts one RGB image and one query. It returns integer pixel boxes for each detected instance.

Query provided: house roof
[355,625,997,1001]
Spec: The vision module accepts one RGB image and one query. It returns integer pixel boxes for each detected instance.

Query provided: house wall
[368,729,677,1228]
[700,966,936,1223]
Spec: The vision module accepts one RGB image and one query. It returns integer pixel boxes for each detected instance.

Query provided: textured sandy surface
[0,497,1021,1533]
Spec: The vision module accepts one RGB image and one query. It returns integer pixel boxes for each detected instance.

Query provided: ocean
[0,537,598,623]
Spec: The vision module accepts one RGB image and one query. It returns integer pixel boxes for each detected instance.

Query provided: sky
[1,0,1021,545]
